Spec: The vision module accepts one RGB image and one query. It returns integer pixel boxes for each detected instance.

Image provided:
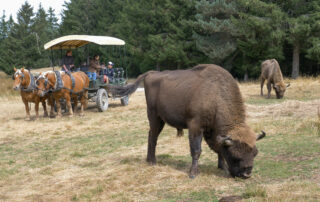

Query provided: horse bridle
[36,72,58,93]
[12,71,25,81]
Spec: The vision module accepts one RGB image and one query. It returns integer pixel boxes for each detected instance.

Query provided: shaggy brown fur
[12,68,50,120]
[36,71,89,118]
[109,64,265,179]
[260,59,289,99]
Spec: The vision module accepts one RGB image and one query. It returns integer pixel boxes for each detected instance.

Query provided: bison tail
[107,71,156,97]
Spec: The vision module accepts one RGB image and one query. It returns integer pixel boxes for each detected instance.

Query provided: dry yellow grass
[0,76,319,201]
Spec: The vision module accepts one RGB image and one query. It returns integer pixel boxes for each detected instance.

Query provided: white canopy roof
[44,35,125,50]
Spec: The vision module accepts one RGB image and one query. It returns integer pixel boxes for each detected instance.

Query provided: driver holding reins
[61,50,75,72]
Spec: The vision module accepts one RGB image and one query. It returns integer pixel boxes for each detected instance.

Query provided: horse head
[36,72,56,97]
[12,67,29,91]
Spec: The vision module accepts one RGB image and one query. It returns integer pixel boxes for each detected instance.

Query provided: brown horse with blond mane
[36,71,89,117]
[12,67,50,120]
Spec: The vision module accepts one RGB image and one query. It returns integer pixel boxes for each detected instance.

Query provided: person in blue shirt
[106,61,114,83]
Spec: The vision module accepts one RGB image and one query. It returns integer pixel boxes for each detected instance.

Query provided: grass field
[0,72,320,201]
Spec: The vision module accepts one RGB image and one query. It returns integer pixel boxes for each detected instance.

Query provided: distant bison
[109,64,266,179]
[260,59,290,99]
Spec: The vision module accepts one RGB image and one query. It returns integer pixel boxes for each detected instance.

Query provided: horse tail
[108,71,157,97]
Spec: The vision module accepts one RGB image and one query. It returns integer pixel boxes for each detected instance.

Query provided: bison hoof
[146,158,156,165]
[189,167,199,179]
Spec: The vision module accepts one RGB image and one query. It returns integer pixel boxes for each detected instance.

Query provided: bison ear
[257,131,266,141]
[286,83,290,88]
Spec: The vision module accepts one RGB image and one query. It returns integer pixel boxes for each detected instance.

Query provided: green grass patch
[157,190,218,202]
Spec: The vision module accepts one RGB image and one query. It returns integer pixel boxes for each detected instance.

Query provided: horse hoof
[25,117,31,121]
[68,115,73,118]
[79,113,84,117]
[56,114,62,118]
[43,113,48,117]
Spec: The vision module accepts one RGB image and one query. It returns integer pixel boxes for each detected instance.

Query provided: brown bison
[109,64,266,179]
[260,59,290,99]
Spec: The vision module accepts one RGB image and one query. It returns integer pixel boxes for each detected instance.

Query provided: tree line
[0,0,319,79]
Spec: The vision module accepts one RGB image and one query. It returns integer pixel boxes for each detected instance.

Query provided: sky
[1,0,70,22]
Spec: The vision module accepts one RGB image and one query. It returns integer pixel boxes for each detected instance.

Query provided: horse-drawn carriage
[44,35,129,112]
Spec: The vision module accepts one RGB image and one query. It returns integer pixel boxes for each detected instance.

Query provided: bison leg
[188,121,202,179]
[146,113,165,165]
[218,153,225,170]
[260,78,265,96]
[177,128,184,137]
[267,80,272,99]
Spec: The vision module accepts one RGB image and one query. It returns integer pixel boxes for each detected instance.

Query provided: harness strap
[66,71,75,89]
[54,71,64,90]
[20,71,37,92]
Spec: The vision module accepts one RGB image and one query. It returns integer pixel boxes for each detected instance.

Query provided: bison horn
[218,136,233,146]
[257,131,266,141]
[286,83,290,88]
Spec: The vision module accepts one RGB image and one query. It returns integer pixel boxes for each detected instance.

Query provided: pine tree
[0,2,38,73]
[115,0,203,75]
[193,0,238,68]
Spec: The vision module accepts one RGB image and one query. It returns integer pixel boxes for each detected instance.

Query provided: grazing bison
[109,64,266,179]
[260,59,290,99]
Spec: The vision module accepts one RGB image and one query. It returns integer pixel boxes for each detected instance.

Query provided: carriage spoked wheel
[96,88,109,112]
[120,95,129,106]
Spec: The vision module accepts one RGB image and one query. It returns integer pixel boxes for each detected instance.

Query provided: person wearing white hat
[106,61,114,83]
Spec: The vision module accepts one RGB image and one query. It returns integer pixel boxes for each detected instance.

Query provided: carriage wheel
[121,95,129,106]
[96,88,109,112]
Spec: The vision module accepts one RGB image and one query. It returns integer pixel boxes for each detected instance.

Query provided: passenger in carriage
[88,55,102,81]
[61,50,75,72]
[106,61,114,84]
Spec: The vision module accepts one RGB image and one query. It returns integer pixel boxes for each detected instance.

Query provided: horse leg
[79,93,86,116]
[49,96,55,118]
[42,99,48,117]
[73,96,78,114]
[34,100,39,120]
[65,94,73,117]
[23,99,31,120]
[55,97,62,118]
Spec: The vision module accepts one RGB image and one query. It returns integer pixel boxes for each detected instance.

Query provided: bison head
[218,131,266,179]
[274,83,290,99]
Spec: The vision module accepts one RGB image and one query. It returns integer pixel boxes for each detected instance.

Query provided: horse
[12,67,50,120]
[36,71,89,117]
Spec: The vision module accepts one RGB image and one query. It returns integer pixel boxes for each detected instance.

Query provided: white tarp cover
[44,35,125,50]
